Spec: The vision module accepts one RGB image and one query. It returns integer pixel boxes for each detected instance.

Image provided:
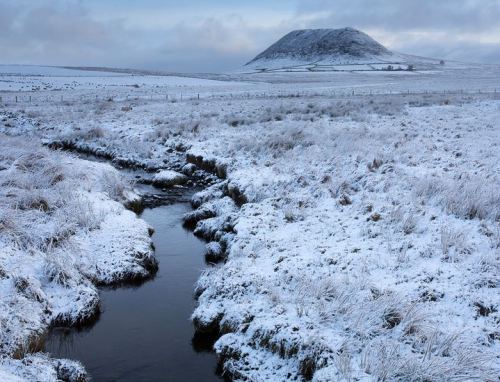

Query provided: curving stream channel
[44,188,224,381]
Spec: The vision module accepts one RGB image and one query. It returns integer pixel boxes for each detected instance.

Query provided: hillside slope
[248,28,390,63]
[244,27,443,72]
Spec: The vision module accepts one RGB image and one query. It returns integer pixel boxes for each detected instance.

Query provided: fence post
[15,96,18,103]
[197,93,200,100]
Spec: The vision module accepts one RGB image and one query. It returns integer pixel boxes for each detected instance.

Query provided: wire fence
[0,88,498,105]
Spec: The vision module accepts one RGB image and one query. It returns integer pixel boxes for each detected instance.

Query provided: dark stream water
[44,199,223,382]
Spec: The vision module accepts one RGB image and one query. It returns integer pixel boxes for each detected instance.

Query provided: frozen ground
[0,65,499,381]
[0,136,156,381]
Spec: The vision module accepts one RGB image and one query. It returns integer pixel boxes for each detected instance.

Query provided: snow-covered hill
[244,27,446,73]
[248,28,391,63]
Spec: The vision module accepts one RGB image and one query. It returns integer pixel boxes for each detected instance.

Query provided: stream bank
[44,186,224,381]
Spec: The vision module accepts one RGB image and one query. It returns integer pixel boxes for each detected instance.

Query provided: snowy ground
[0,65,499,381]
[188,99,500,381]
[0,136,156,381]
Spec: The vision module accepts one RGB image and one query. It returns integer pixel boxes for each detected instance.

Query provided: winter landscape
[1,2,500,382]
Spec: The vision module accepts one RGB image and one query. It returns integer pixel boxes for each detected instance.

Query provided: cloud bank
[0,0,499,72]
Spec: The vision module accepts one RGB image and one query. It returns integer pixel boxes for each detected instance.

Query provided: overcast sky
[1,0,500,72]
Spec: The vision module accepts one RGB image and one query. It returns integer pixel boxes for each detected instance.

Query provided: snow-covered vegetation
[188,100,499,381]
[1,65,499,381]
[0,136,156,380]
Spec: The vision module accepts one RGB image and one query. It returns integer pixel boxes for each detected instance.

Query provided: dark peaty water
[45,203,223,382]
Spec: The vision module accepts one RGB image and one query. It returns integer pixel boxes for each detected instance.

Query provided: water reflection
[45,201,223,382]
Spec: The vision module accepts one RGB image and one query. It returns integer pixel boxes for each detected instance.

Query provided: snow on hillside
[247,28,391,63]
[244,28,449,73]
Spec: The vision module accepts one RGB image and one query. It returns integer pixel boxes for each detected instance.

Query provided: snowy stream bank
[0,139,224,381]
[44,199,223,382]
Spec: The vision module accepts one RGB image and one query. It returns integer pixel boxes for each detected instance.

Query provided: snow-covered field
[0,65,499,381]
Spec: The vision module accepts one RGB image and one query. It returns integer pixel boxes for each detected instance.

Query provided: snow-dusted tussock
[415,174,500,221]
[0,136,156,380]
[152,169,187,187]
[188,100,499,381]
[185,196,238,242]
[190,182,227,208]
[0,356,86,382]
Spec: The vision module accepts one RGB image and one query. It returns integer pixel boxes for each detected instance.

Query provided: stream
[44,188,223,381]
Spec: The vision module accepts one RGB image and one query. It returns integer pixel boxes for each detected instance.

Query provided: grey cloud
[296,0,500,32]
[292,0,500,63]
[0,1,133,66]
[0,3,19,33]
[0,0,266,71]
[393,38,500,64]
[154,17,293,72]
[0,0,499,71]
[21,5,115,45]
